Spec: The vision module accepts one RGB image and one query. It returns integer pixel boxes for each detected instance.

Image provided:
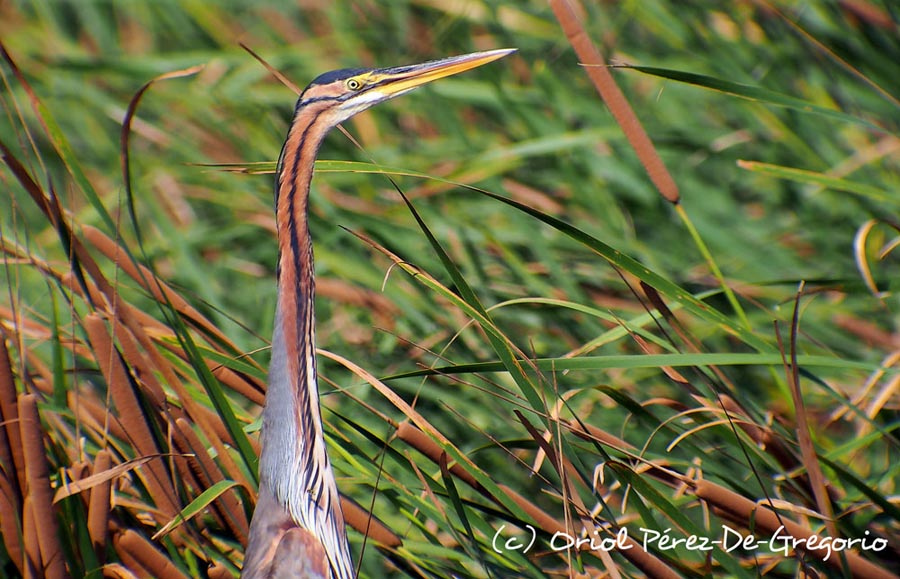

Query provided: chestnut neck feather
[257,97,352,579]
[274,100,327,445]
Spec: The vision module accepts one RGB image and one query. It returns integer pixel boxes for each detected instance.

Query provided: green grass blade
[390,190,549,416]
[623,65,892,135]
[738,161,893,203]
[384,353,882,380]
[153,480,241,540]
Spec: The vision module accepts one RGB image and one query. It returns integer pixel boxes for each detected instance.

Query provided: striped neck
[273,99,323,460]
[257,98,353,578]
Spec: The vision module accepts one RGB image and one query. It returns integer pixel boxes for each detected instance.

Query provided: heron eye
[346,78,362,91]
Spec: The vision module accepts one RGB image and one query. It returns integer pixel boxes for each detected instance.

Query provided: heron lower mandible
[242,48,515,579]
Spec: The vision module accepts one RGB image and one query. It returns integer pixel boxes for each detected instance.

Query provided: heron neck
[262,101,335,503]
[256,102,353,578]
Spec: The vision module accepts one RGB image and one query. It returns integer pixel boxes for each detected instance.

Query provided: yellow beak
[371,48,516,97]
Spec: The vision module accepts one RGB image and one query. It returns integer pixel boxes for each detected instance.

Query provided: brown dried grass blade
[516,410,624,579]
[121,65,204,244]
[319,350,455,449]
[18,394,66,579]
[54,455,154,503]
[240,42,302,95]
[778,286,837,532]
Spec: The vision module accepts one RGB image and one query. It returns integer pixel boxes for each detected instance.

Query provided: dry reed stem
[22,494,40,578]
[173,416,250,543]
[82,225,246,357]
[83,313,180,521]
[565,419,635,451]
[62,267,255,492]
[101,562,141,579]
[112,532,150,578]
[0,472,23,574]
[110,320,168,408]
[207,562,233,579]
[65,256,256,492]
[693,479,897,579]
[0,337,26,494]
[117,529,191,579]
[549,0,680,204]
[0,338,25,573]
[340,495,401,548]
[18,394,66,578]
[154,336,264,405]
[518,411,662,579]
[397,420,678,579]
[62,212,255,495]
[88,449,113,562]
[69,390,130,447]
[780,292,837,539]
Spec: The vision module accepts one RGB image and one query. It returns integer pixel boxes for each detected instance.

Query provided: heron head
[295,48,515,127]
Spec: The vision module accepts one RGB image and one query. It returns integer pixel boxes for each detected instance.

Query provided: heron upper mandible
[242,48,515,579]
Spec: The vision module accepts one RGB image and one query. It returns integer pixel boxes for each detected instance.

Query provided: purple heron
[242,49,515,579]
